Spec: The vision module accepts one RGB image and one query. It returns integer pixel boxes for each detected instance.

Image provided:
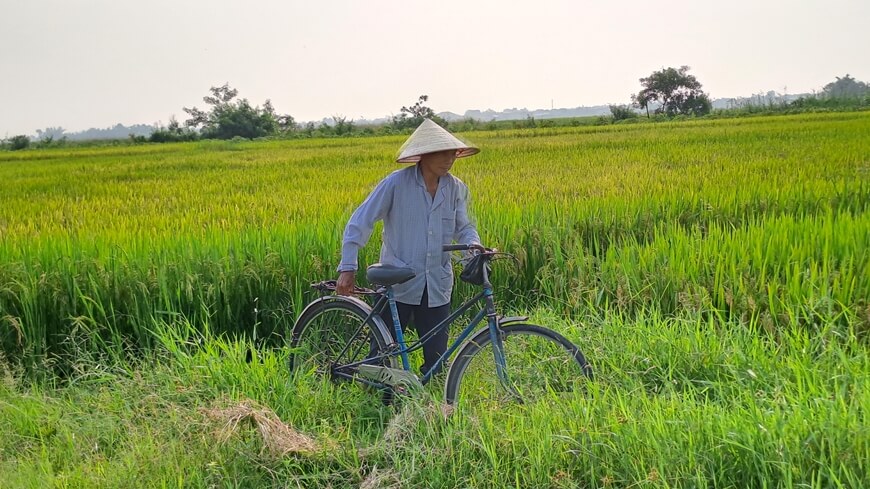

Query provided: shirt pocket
[441,209,457,242]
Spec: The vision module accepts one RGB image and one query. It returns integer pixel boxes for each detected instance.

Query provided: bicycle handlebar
[442,244,472,252]
[442,244,496,253]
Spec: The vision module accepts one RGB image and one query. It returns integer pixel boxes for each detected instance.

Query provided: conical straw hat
[396,119,479,163]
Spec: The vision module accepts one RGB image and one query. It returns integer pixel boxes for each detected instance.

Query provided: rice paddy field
[1,112,869,487]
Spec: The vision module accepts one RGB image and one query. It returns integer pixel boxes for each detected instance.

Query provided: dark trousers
[379,287,450,376]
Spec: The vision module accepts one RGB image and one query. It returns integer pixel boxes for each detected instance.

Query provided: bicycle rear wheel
[444,323,593,406]
[289,296,397,381]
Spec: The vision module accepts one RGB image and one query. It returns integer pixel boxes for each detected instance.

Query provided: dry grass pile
[203,399,320,458]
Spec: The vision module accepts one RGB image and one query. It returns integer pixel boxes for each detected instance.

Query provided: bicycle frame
[335,253,513,388]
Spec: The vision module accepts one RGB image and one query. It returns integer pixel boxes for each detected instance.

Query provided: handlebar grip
[442,244,471,252]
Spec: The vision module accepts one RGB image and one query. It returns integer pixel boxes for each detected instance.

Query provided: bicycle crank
[357,365,424,394]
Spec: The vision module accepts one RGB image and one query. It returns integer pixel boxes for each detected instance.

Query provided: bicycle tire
[444,323,593,406]
[289,296,398,381]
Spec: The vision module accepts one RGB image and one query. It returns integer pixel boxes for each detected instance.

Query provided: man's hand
[469,243,487,253]
[336,270,356,296]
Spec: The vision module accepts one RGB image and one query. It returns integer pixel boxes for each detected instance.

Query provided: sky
[1,0,868,137]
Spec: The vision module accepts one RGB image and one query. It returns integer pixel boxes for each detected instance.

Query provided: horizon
[4,87,827,138]
[2,0,868,137]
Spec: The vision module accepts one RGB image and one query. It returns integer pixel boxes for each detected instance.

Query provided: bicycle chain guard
[357,365,424,394]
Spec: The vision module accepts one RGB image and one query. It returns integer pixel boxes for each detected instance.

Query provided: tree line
[608,68,870,121]
[144,87,445,144]
[3,71,869,150]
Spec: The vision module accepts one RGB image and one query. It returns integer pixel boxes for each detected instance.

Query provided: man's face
[420,149,458,177]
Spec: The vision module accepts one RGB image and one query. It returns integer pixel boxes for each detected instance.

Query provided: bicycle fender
[292,295,394,347]
[497,316,529,326]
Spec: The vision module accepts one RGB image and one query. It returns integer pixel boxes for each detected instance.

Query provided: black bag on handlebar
[459,253,491,285]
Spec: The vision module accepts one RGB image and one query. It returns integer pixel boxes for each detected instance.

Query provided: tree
[149,116,199,143]
[264,100,296,132]
[822,74,869,99]
[609,104,638,121]
[36,126,66,141]
[8,135,30,151]
[183,83,292,139]
[632,66,712,117]
[391,95,446,130]
[330,115,354,136]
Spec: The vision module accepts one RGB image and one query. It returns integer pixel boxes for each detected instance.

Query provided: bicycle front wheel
[289,296,397,380]
[444,323,593,406]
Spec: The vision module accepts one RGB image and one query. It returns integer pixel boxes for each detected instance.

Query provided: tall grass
[1,310,866,487]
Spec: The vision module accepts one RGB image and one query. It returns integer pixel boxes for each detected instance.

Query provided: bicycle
[288,244,593,406]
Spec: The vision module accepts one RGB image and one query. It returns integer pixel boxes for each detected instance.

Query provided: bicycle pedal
[357,365,423,391]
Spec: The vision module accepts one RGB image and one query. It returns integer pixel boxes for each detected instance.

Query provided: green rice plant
[0,112,868,369]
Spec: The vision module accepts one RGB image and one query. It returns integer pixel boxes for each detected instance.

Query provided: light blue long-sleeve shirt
[338,164,481,307]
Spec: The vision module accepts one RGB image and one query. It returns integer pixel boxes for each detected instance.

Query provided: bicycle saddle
[366,263,415,286]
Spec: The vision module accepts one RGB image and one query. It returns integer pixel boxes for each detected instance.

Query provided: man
[335,118,482,376]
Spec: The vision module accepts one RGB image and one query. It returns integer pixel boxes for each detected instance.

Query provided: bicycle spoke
[446,324,592,407]
[290,299,394,380]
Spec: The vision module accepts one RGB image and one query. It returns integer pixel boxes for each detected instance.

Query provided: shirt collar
[414,163,425,187]
[414,163,449,189]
